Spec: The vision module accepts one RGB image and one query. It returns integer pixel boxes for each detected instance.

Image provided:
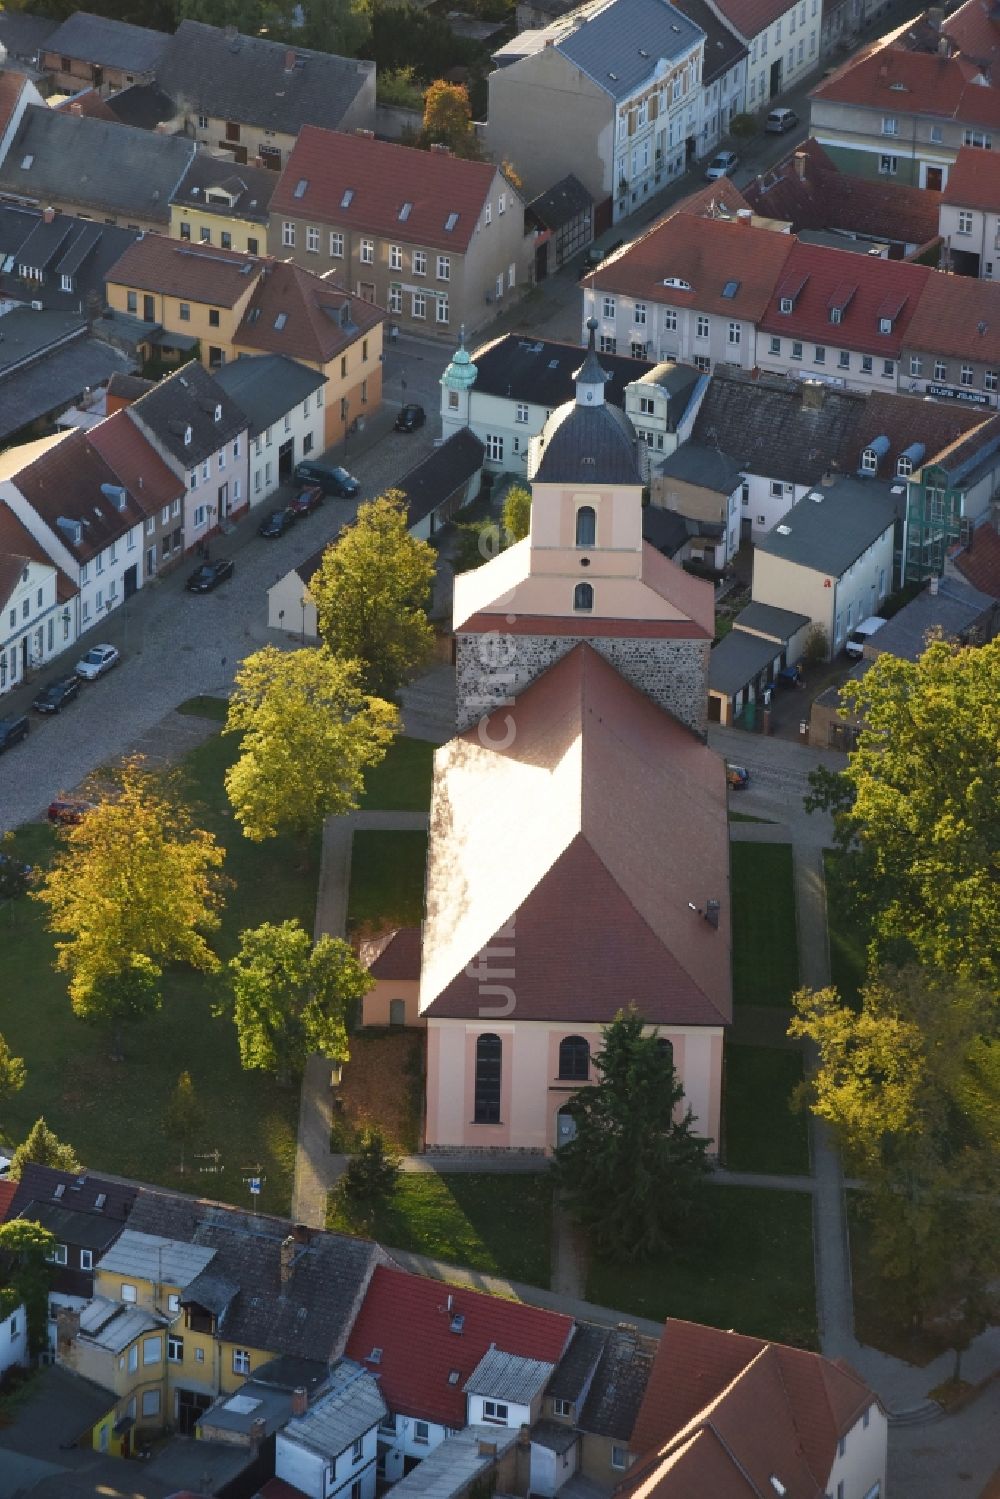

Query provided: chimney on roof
[793,151,807,181]
[430,142,451,155]
[292,1222,312,1244]
[736,208,752,228]
[938,33,951,56]
[291,1386,308,1417]
[250,1416,267,1456]
[821,470,836,486]
[280,1234,295,1285]
[477,1440,498,1458]
[284,47,296,72]
[42,204,55,223]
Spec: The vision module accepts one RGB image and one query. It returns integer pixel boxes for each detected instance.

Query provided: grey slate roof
[734,600,811,641]
[0,106,195,225]
[671,0,747,82]
[531,1419,579,1454]
[7,1163,137,1227]
[398,427,485,530]
[128,361,248,466]
[530,400,648,485]
[156,20,373,137]
[869,576,997,661]
[526,174,594,231]
[180,1266,240,1317]
[548,1323,607,1403]
[578,1326,657,1441]
[125,1188,382,1364]
[755,477,898,576]
[642,504,692,556]
[43,11,169,74]
[465,1346,555,1403]
[214,354,325,438]
[0,11,59,63]
[169,154,276,224]
[0,328,133,442]
[470,333,652,411]
[106,83,177,131]
[384,1425,520,1499]
[283,1360,386,1459]
[0,204,141,314]
[527,0,705,102]
[657,441,742,494]
[692,370,866,488]
[708,627,783,695]
[15,1201,129,1251]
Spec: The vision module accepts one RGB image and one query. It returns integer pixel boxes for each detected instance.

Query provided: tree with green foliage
[229,920,371,1083]
[502,485,531,542]
[34,759,225,1052]
[309,492,437,699]
[0,1034,26,1111]
[452,518,504,574]
[790,968,999,1353]
[224,647,398,842]
[10,1118,82,1181]
[176,0,296,33]
[340,1127,399,1213]
[807,637,1000,989]
[165,1071,204,1174]
[297,0,371,57]
[555,1009,710,1262]
[422,79,481,158]
[0,1219,56,1355]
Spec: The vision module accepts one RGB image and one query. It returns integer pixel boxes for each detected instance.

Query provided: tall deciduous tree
[807,637,1000,989]
[556,1009,710,1262]
[165,1071,204,1174]
[0,1219,56,1355]
[34,760,225,1047]
[10,1117,82,1181]
[502,485,531,542]
[229,920,371,1082]
[0,1034,26,1111]
[309,492,437,699]
[422,79,480,158]
[224,648,398,841]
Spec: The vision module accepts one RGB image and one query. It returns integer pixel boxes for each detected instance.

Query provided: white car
[705,150,739,181]
[75,643,121,680]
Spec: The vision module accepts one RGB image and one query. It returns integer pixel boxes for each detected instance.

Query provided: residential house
[271,1360,387,1499]
[396,429,486,540]
[899,409,1000,579]
[939,144,1000,277]
[525,175,595,278]
[0,68,45,164]
[0,13,59,75]
[625,1318,886,1499]
[582,198,794,371]
[197,1355,331,1446]
[126,360,249,550]
[0,203,140,316]
[901,270,1000,410]
[808,6,1000,190]
[0,505,74,694]
[652,443,744,565]
[266,545,324,641]
[743,138,942,257]
[154,20,375,172]
[51,85,119,120]
[0,1303,27,1378]
[954,515,1000,596]
[88,405,188,577]
[707,600,812,723]
[40,10,168,95]
[0,106,196,232]
[343,1425,521,1499]
[168,154,276,258]
[718,0,823,112]
[540,1323,657,1486]
[755,239,931,392]
[344,1265,573,1477]
[674,0,747,159]
[0,307,135,445]
[0,426,148,635]
[268,126,529,340]
[215,354,327,506]
[486,0,707,226]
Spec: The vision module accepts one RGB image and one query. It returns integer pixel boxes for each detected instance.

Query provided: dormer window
[780,297,793,314]
[830,306,842,325]
[574,582,594,611]
[879,317,891,334]
[861,448,878,473]
[896,455,913,476]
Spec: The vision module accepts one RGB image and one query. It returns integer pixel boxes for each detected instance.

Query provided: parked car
[705,150,739,180]
[293,460,360,497]
[765,107,799,133]
[845,615,887,658]
[726,764,751,790]
[290,484,324,518]
[75,643,120,680]
[186,558,235,593]
[47,797,95,824]
[258,507,297,538]
[33,675,80,714]
[0,714,29,753]
[394,404,426,433]
[775,664,803,689]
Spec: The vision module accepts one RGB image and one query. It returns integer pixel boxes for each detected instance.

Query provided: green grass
[347,830,427,935]
[722,1043,810,1175]
[360,736,434,811]
[730,843,799,1008]
[176,695,229,721]
[1,730,320,1217]
[328,1172,553,1287]
[587,1187,817,1347]
[823,850,867,1008]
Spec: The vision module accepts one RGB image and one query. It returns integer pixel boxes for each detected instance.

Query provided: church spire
[574,318,608,407]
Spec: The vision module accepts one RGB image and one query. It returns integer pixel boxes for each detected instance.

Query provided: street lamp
[278,608,285,636]
[300,595,307,645]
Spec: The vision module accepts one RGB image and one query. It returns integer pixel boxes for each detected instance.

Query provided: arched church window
[575,506,596,546]
[574,583,594,611]
[559,1035,590,1080]
[474,1034,502,1124]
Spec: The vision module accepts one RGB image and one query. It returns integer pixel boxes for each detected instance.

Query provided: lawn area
[331,1029,424,1154]
[360,735,434,811]
[328,1172,553,1288]
[176,695,229,721]
[587,1186,817,1347]
[0,729,320,1217]
[347,830,427,936]
[847,1193,942,1365]
[722,1043,810,1175]
[730,842,799,1008]
[823,850,867,1008]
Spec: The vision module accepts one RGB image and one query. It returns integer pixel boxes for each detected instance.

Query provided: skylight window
[274,312,287,330]
[341,189,354,208]
[444,212,459,232]
[368,1348,383,1364]
[722,280,740,299]
[293,178,308,198]
[20,154,33,170]
[448,1370,461,1385]
[399,202,413,221]
[95,1193,107,1210]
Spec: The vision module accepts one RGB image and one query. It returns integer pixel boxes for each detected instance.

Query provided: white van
[845,616,887,658]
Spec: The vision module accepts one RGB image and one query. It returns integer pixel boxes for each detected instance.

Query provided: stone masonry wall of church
[455,632,710,736]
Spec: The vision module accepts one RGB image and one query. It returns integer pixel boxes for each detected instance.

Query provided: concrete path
[550,1199,589,1300]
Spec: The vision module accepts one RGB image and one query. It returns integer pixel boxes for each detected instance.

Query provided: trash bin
[745,700,757,730]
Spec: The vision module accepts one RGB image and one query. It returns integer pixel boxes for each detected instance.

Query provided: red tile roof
[235,260,385,366]
[812,41,1000,128]
[744,138,940,249]
[89,407,184,516]
[942,144,1000,210]
[709,0,795,40]
[10,428,147,565]
[629,1320,876,1495]
[53,87,118,121]
[954,522,1000,596]
[902,269,1000,362]
[0,70,30,140]
[943,0,1000,69]
[345,1265,574,1428]
[588,211,794,321]
[271,125,503,255]
[0,1179,18,1220]
[759,239,931,356]
[105,231,262,307]
[362,926,421,980]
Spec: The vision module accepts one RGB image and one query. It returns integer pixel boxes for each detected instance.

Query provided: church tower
[452,321,715,735]
[439,329,477,442]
